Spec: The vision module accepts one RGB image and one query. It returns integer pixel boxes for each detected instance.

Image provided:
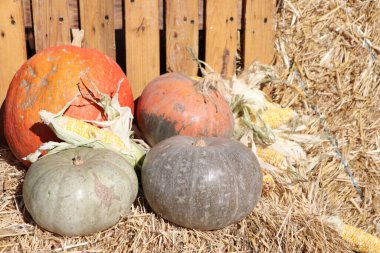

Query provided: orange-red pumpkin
[4,45,134,166]
[136,73,234,146]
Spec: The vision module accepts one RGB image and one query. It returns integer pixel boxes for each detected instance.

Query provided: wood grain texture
[0,0,27,107]
[23,0,242,30]
[125,0,160,98]
[243,0,276,66]
[205,0,238,77]
[32,0,72,51]
[79,0,116,59]
[22,0,32,29]
[166,0,198,75]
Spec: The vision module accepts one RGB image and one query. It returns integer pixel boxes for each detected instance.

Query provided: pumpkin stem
[194,73,228,97]
[72,155,84,166]
[193,139,207,147]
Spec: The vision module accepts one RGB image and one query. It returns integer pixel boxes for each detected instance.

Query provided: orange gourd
[3,45,134,166]
[136,73,234,146]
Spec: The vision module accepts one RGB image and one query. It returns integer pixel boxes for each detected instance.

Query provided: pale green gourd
[23,147,138,236]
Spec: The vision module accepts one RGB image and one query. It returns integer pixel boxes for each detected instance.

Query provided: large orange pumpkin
[4,45,134,166]
[136,73,234,146]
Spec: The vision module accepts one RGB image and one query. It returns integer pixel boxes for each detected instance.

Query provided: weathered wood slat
[22,0,243,30]
[205,0,238,77]
[0,0,27,107]
[79,0,116,59]
[22,0,32,29]
[165,0,199,75]
[125,0,160,97]
[31,0,72,51]
[0,0,27,142]
[243,0,276,66]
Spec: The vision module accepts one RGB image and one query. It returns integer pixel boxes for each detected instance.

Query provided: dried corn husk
[194,61,321,180]
[24,78,149,167]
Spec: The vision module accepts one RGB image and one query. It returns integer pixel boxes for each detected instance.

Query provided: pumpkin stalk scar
[93,172,120,208]
[193,139,207,147]
[72,155,84,166]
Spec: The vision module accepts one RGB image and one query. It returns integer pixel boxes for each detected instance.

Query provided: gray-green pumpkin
[22,147,138,236]
[141,135,263,230]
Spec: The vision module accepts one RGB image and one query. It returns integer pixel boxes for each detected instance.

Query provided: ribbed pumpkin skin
[141,135,263,230]
[136,73,234,146]
[23,147,138,236]
[4,45,134,166]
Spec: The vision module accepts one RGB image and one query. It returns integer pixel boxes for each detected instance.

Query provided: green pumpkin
[23,147,138,236]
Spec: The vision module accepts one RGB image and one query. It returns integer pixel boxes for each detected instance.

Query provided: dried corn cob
[325,216,380,253]
[259,107,297,129]
[35,110,146,166]
[341,224,380,253]
[57,115,127,148]
[262,174,275,192]
[256,146,288,170]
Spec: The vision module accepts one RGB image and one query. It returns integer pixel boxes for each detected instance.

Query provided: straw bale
[274,0,380,236]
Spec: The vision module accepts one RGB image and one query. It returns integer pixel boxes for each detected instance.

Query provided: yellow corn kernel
[259,107,297,129]
[256,146,288,170]
[341,224,380,253]
[191,76,202,81]
[262,174,275,192]
[59,116,127,149]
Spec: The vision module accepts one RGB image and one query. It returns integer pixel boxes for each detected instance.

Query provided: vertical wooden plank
[0,0,27,106]
[166,0,198,75]
[23,0,243,30]
[243,0,276,66]
[0,0,27,143]
[79,0,116,59]
[205,0,238,77]
[32,0,71,51]
[125,0,160,98]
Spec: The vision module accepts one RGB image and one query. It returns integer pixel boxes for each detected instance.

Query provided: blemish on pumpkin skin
[20,79,33,92]
[22,96,37,111]
[175,195,186,204]
[79,67,90,78]
[39,65,57,87]
[173,103,185,112]
[177,121,193,133]
[93,172,120,208]
[39,78,48,86]
[20,79,28,88]
[28,66,36,77]
[51,65,57,73]
[140,111,178,145]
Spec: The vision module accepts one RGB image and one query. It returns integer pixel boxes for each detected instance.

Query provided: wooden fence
[0,0,275,107]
